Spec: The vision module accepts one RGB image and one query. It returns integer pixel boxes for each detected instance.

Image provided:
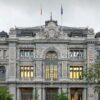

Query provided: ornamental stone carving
[36,20,67,39]
[44,29,60,39]
[43,21,60,39]
[88,28,94,35]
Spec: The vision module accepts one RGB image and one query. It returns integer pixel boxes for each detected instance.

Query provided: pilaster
[87,86,95,100]
[42,88,45,100]
[38,88,42,100]
[61,61,67,81]
[83,88,87,100]
[87,43,95,68]
[17,88,21,100]
[35,61,42,81]
[9,85,16,100]
[8,42,16,81]
[67,88,70,100]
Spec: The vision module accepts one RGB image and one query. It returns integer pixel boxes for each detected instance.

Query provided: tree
[0,87,13,100]
[54,91,69,100]
[83,62,100,91]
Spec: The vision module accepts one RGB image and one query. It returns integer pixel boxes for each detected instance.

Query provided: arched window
[45,51,58,80]
[0,66,5,81]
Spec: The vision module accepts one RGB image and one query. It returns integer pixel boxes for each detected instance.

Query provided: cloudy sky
[0,0,100,33]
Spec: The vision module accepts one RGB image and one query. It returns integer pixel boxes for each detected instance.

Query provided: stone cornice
[86,39,96,44]
[33,39,70,43]
[7,38,18,43]
[0,37,99,45]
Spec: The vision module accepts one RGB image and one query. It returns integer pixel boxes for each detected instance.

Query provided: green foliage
[83,63,100,83]
[54,91,69,100]
[83,62,100,92]
[0,87,12,100]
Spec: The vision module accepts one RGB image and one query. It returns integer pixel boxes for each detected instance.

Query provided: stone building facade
[0,18,100,100]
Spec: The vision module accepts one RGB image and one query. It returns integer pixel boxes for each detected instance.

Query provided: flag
[61,4,63,15]
[40,8,42,15]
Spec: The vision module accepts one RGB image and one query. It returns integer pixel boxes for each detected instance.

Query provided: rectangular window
[45,64,58,80]
[70,66,83,80]
[3,50,7,59]
[69,49,83,59]
[0,66,5,81]
[20,49,33,57]
[20,66,34,80]
[96,50,100,59]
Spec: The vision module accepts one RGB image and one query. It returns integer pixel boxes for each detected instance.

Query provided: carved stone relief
[35,44,67,59]
[36,21,66,39]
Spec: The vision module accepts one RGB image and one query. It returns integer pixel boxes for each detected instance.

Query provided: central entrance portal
[46,88,58,100]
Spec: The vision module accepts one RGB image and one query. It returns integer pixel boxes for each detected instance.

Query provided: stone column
[6,64,9,81]
[42,88,45,100]
[38,88,41,100]
[62,87,68,97]
[83,88,87,100]
[67,64,70,80]
[58,87,62,94]
[16,61,20,80]
[17,88,21,100]
[84,49,87,60]
[87,86,95,100]
[61,61,67,81]
[94,91,98,100]
[62,88,67,93]
[9,85,16,100]
[67,88,70,100]
[35,61,42,81]
[87,43,95,68]
[42,62,45,80]
[58,62,61,80]
[33,88,35,100]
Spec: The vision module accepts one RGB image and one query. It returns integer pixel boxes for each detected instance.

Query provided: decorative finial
[50,12,52,21]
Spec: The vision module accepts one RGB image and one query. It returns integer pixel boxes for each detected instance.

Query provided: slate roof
[0,31,8,38]
[95,32,100,38]
[14,20,88,37]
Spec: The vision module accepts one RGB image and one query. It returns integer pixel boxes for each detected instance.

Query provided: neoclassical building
[0,18,100,100]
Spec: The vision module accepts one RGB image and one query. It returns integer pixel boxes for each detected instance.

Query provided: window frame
[0,66,6,81]
[20,66,34,80]
[70,66,83,80]
[45,51,58,80]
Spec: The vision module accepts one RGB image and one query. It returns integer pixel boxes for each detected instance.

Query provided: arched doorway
[45,51,58,80]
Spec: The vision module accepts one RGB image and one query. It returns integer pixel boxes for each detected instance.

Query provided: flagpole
[61,14,63,27]
[61,4,63,31]
[40,4,42,32]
